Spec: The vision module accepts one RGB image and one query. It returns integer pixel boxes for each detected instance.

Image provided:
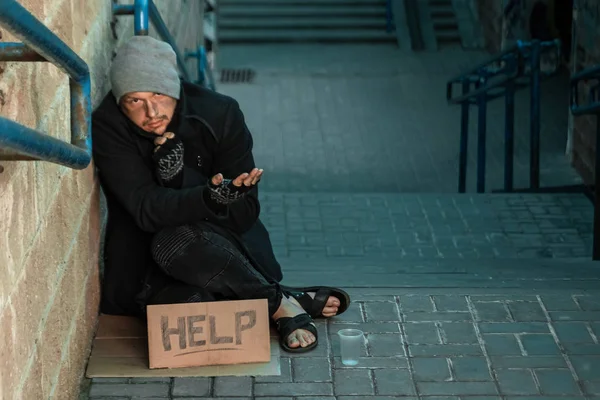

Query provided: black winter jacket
[92,81,282,316]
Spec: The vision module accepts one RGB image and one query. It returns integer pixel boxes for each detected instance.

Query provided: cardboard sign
[146,299,270,369]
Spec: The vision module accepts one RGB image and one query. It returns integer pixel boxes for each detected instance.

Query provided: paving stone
[293,357,332,382]
[332,304,364,323]
[399,295,434,312]
[333,356,407,369]
[416,381,498,396]
[403,312,472,322]
[213,376,252,397]
[575,295,600,311]
[329,322,400,334]
[129,377,171,383]
[539,295,581,311]
[553,322,596,343]
[490,355,568,368]
[451,357,491,381]
[520,334,561,356]
[372,369,415,395]
[255,357,292,383]
[583,380,600,395]
[403,322,441,344]
[549,311,600,321]
[254,382,333,397]
[534,369,581,395]
[472,302,512,322]
[483,334,523,356]
[90,397,129,400]
[409,344,483,357]
[338,397,413,400]
[439,322,478,344]
[368,333,404,356]
[89,383,170,398]
[364,302,400,321]
[495,369,539,395]
[478,322,549,334]
[411,357,451,381]
[172,377,211,397]
[507,301,547,321]
[333,368,374,395]
[569,355,600,380]
[433,295,469,312]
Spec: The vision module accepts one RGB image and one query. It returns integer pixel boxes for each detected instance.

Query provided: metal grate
[220,68,255,83]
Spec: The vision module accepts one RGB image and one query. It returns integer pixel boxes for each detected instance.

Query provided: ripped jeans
[144,224,283,316]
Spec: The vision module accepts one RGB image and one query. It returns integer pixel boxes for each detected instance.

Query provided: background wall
[569,0,600,184]
[0,1,203,399]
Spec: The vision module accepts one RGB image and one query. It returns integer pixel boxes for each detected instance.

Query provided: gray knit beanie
[110,36,181,104]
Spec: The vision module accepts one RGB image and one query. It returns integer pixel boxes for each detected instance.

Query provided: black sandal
[284,286,351,319]
[275,313,318,353]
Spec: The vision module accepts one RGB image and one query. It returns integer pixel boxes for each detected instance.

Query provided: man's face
[120,92,177,135]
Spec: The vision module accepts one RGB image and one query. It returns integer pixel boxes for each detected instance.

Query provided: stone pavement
[85,44,598,400]
[217,44,581,193]
[89,290,600,399]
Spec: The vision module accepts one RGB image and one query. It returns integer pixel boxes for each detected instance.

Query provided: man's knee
[151,225,201,272]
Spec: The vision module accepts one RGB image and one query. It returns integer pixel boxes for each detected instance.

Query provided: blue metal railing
[386,0,394,33]
[570,64,600,260]
[446,39,561,193]
[0,0,92,169]
[112,0,215,90]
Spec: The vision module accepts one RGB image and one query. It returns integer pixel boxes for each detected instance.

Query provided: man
[91,36,349,352]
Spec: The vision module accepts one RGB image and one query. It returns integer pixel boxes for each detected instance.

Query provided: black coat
[92,81,282,316]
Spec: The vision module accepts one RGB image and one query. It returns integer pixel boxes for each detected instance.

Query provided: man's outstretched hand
[208,168,263,204]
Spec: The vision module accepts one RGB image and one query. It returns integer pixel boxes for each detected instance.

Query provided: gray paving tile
[333,369,374,396]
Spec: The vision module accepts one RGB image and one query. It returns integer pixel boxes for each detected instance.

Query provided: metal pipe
[594,116,600,261]
[0,43,45,61]
[529,40,541,190]
[404,0,424,51]
[134,0,149,35]
[0,117,90,169]
[0,0,91,169]
[458,80,470,193]
[504,79,515,192]
[476,79,487,193]
[112,4,134,15]
[147,0,192,81]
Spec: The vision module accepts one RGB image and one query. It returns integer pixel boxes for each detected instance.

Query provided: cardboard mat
[86,314,281,378]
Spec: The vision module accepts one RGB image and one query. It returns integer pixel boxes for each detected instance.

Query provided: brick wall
[569,0,600,184]
[0,1,203,399]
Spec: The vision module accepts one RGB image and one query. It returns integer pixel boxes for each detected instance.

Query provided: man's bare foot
[307,292,340,317]
[272,296,317,349]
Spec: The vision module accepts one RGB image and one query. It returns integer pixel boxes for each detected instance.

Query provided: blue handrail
[446,39,561,193]
[0,0,92,169]
[112,0,193,83]
[570,64,600,261]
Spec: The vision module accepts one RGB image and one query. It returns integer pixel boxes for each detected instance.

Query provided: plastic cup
[337,329,363,366]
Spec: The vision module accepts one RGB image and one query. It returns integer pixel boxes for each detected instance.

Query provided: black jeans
[144,224,282,316]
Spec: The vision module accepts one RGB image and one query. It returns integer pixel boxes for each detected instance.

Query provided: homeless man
[91,36,350,352]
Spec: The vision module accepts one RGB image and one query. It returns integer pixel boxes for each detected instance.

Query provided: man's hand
[208,168,263,204]
[152,132,184,187]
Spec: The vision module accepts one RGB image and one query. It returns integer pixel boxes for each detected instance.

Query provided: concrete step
[278,258,600,289]
[220,17,386,29]
[219,5,386,17]
[429,4,454,18]
[219,29,396,43]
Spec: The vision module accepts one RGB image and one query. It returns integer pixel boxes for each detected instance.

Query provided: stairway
[217,0,396,44]
[428,0,461,47]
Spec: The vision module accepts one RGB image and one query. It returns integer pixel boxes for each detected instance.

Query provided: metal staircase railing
[446,39,561,193]
[112,0,215,90]
[0,0,92,169]
[570,64,600,260]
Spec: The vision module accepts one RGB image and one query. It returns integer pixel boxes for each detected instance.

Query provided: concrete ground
[86,44,599,400]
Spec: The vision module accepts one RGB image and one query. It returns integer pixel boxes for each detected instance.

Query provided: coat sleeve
[209,99,261,234]
[92,110,228,233]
